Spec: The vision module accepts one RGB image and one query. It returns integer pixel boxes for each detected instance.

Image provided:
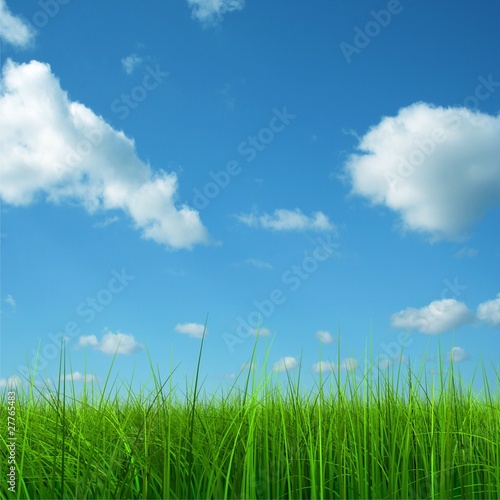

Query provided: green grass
[1,333,499,499]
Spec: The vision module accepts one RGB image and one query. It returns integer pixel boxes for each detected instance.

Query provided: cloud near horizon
[391,298,474,334]
[273,356,297,372]
[344,103,500,241]
[0,59,209,250]
[237,208,335,232]
[78,330,143,355]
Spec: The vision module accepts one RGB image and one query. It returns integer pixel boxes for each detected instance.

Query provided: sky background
[1,0,499,399]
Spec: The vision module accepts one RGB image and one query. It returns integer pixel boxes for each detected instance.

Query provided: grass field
[1,334,499,499]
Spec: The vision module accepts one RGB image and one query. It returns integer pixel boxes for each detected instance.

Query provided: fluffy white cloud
[121,54,143,75]
[344,103,500,241]
[391,298,473,334]
[273,356,297,372]
[237,208,335,232]
[61,371,97,382]
[0,59,208,250]
[78,330,143,355]
[175,322,206,338]
[240,362,255,371]
[0,0,35,48]
[186,0,245,26]
[477,293,500,326]
[315,330,335,343]
[449,347,470,363]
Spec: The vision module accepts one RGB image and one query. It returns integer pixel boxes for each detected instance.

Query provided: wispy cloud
[344,103,500,241]
[92,216,119,228]
[477,293,500,326]
[243,258,273,270]
[449,347,470,363]
[315,330,335,343]
[78,330,143,355]
[121,53,143,75]
[0,59,208,250]
[175,322,206,339]
[186,0,245,26]
[237,208,335,232]
[391,298,474,334]
[0,0,36,48]
[454,247,479,259]
[273,356,297,372]
[5,294,16,310]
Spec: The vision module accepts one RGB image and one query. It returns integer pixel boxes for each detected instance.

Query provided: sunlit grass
[1,331,499,499]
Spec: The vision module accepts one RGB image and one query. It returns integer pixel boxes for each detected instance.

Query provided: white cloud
[78,330,143,355]
[5,294,16,310]
[92,216,119,228]
[312,361,335,373]
[121,54,143,75]
[273,356,297,372]
[454,247,479,259]
[0,375,22,388]
[340,357,358,371]
[449,347,470,363]
[315,330,335,343]
[175,322,206,339]
[240,362,255,371]
[312,357,358,373]
[391,298,474,334]
[378,355,406,369]
[237,208,335,232]
[61,371,97,382]
[186,0,245,26]
[344,103,500,241]
[0,0,35,48]
[0,59,208,250]
[477,293,500,326]
[249,327,271,337]
[243,258,273,270]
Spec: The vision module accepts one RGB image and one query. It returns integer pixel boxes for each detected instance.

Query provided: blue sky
[1,0,499,398]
